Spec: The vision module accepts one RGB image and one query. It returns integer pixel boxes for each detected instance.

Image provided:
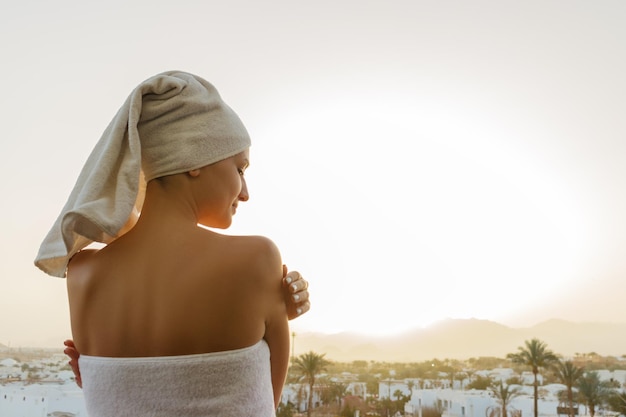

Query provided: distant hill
[293,318,626,362]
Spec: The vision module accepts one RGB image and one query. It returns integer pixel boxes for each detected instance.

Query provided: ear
[188,169,201,177]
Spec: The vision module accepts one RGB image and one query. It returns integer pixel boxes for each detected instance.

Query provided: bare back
[66,224,287,358]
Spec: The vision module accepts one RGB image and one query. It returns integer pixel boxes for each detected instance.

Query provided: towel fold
[35,71,251,277]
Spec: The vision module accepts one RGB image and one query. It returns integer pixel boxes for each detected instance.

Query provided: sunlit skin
[186,150,250,228]
[65,151,310,407]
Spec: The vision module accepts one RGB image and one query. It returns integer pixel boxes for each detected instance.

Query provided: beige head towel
[35,71,251,278]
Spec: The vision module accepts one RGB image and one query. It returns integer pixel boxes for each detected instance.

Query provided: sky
[1,0,625,347]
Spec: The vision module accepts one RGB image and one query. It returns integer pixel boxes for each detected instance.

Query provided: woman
[35,71,309,416]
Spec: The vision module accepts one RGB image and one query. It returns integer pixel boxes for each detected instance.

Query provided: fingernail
[285,276,292,284]
[293,294,300,301]
[296,308,303,315]
[292,283,298,292]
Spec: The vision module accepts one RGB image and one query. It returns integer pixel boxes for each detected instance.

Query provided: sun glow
[249,90,587,335]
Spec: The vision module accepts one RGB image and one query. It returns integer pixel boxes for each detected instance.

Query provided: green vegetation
[554,360,585,417]
[507,338,559,417]
[577,371,614,417]
[489,380,524,417]
[285,339,626,417]
[291,351,332,417]
[5,340,626,416]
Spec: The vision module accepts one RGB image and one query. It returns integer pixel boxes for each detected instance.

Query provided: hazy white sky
[1,0,625,347]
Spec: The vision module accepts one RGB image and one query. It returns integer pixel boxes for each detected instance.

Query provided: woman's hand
[282,265,310,321]
[63,339,82,388]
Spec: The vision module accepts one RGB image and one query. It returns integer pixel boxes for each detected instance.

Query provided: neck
[134,176,199,229]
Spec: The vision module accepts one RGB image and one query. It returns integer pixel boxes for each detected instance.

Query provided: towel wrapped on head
[35,71,251,278]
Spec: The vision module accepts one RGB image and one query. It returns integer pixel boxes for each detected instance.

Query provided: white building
[280,383,323,413]
[379,379,413,399]
[404,384,565,417]
[0,384,88,417]
[596,370,626,387]
[0,358,21,379]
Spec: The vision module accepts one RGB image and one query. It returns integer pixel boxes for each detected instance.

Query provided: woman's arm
[264,288,290,408]
[257,240,291,409]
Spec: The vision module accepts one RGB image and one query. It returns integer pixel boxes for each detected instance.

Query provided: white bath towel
[35,71,251,277]
[79,340,275,417]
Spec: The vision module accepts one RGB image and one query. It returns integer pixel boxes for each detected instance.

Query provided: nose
[238,177,249,202]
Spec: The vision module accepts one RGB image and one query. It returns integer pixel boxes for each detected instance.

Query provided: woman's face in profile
[191,149,250,229]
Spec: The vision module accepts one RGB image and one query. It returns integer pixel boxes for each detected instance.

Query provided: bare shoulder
[232,235,280,256]
[66,249,99,275]
[66,249,102,300]
[227,234,281,269]
[217,234,283,286]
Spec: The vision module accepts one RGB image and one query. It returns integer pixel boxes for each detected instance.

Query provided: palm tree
[554,360,584,417]
[489,380,524,417]
[445,359,463,389]
[456,371,468,390]
[577,371,611,417]
[320,380,347,412]
[464,369,477,389]
[292,351,331,417]
[607,390,626,416]
[407,380,415,398]
[393,388,404,401]
[507,338,559,417]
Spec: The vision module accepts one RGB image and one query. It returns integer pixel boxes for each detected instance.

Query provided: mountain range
[293,319,626,362]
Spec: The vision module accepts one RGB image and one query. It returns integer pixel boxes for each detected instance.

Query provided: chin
[218,218,234,229]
